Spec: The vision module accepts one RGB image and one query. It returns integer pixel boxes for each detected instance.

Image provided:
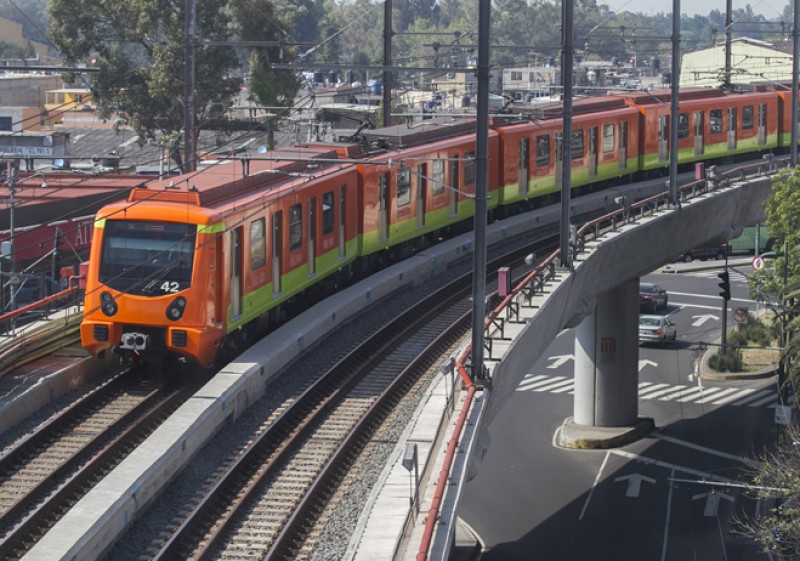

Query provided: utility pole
[725,0,732,89]
[792,0,799,166]
[471,0,490,383]
[3,161,17,314]
[383,0,393,127]
[669,0,680,206]
[184,0,197,173]
[560,0,574,267]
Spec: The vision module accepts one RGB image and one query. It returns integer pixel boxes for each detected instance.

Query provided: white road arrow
[547,354,574,369]
[614,473,656,497]
[692,314,719,327]
[638,359,658,372]
[692,491,735,516]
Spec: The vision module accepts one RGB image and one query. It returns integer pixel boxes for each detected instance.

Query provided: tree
[740,167,800,555]
[47,0,309,169]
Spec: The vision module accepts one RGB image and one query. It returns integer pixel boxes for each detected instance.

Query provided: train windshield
[99,220,197,295]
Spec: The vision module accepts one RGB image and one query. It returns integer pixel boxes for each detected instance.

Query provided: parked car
[639,314,677,343]
[677,244,730,262]
[639,283,668,313]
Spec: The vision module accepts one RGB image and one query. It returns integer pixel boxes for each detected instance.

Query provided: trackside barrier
[415,155,789,561]
[0,278,81,325]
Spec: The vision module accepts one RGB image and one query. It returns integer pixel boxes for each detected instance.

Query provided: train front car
[80,199,224,367]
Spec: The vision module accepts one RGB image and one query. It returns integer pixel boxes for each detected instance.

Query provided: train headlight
[100,291,118,317]
[166,296,187,321]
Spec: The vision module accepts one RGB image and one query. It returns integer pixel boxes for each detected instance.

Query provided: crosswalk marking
[515,374,777,408]
[712,388,756,405]
[642,385,687,399]
[730,388,773,406]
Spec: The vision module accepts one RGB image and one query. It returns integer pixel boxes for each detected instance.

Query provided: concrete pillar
[573,278,639,426]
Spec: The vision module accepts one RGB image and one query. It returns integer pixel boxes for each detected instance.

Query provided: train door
[619,121,627,171]
[230,226,243,319]
[212,235,223,325]
[449,156,459,216]
[416,163,427,228]
[518,138,529,195]
[554,133,563,187]
[727,107,737,150]
[272,210,282,294]
[758,103,767,146]
[658,115,669,163]
[694,111,704,156]
[588,126,597,178]
[307,196,316,275]
[338,187,346,260]
[379,172,389,241]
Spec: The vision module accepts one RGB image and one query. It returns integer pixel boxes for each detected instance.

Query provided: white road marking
[712,388,757,405]
[578,451,610,521]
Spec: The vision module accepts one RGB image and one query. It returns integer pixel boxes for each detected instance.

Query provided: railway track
[146,237,553,561]
[0,367,201,560]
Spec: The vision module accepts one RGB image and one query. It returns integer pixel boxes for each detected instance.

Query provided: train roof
[125,146,344,207]
[358,118,477,148]
[0,172,147,230]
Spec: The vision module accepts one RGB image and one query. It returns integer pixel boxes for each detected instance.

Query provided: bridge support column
[556,278,654,448]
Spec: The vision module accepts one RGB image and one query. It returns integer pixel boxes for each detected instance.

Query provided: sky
[607,0,788,18]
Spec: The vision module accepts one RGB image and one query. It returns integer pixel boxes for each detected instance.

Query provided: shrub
[709,348,743,372]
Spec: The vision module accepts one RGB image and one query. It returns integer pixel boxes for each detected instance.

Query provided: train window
[397,167,411,206]
[677,113,689,139]
[571,130,584,160]
[99,220,196,295]
[602,124,615,153]
[742,105,754,129]
[250,219,266,270]
[432,160,445,195]
[710,109,723,134]
[322,191,335,234]
[536,135,550,166]
[289,204,302,251]
[464,151,476,185]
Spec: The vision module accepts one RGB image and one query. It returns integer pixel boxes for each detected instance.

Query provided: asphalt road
[459,266,781,561]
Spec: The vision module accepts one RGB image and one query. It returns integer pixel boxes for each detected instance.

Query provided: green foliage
[0,41,34,60]
[738,424,800,558]
[709,347,743,372]
[728,314,774,347]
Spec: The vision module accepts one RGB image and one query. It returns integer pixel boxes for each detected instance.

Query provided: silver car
[639,314,677,343]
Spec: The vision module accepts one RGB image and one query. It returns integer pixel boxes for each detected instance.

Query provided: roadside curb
[699,343,779,381]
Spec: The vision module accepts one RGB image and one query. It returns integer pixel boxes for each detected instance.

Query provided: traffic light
[717,270,731,300]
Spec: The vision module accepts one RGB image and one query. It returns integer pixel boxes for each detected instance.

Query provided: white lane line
[712,388,756,405]
[610,449,738,482]
[669,291,753,304]
[653,433,748,463]
[661,469,675,561]
[579,451,610,521]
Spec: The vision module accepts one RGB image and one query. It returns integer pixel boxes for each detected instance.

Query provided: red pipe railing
[0,276,82,324]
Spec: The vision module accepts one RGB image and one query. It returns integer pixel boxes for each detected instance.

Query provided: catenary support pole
[383,0,392,127]
[471,0,491,381]
[560,0,574,266]
[669,0,680,206]
[792,0,799,166]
